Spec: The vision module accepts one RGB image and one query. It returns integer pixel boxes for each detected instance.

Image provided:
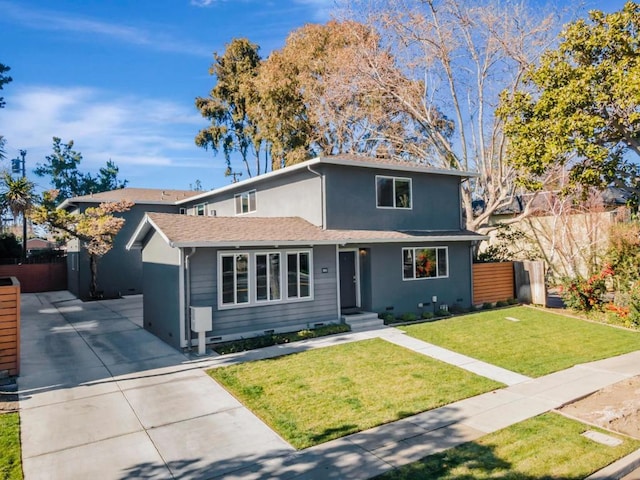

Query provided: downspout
[307,165,325,229]
[184,247,197,352]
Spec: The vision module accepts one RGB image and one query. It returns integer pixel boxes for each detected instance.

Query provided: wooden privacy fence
[0,262,67,293]
[473,261,547,306]
[0,277,20,376]
[473,262,515,305]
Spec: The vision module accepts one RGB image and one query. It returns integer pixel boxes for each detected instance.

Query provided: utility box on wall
[190,306,212,333]
[0,277,20,376]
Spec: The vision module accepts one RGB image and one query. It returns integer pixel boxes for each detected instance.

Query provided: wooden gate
[472,262,514,305]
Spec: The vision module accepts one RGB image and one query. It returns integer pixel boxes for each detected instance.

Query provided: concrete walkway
[18,292,640,479]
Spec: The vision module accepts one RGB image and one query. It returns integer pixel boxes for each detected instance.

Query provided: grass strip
[0,412,22,480]
[377,412,640,479]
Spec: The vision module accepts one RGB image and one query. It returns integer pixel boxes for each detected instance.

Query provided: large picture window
[376,176,411,209]
[402,247,448,280]
[218,250,312,308]
[235,190,257,215]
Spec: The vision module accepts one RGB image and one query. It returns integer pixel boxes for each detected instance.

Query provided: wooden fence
[472,262,515,305]
[0,277,20,376]
[0,262,67,293]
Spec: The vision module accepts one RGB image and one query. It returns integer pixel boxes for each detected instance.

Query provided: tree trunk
[89,253,99,299]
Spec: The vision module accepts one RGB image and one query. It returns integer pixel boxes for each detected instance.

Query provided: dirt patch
[0,378,18,414]
[558,376,640,439]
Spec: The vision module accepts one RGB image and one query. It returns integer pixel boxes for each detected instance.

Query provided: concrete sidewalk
[18,292,640,479]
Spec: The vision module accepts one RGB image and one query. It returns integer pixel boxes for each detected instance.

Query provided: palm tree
[0,172,37,260]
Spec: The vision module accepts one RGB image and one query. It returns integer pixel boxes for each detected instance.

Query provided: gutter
[184,247,197,352]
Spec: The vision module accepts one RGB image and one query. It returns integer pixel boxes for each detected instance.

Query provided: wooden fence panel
[473,262,515,305]
[0,277,20,376]
[0,262,66,293]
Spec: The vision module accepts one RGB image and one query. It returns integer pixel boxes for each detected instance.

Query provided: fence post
[514,261,547,306]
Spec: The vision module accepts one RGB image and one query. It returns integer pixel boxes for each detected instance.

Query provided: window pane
[416,248,436,278]
[299,252,310,298]
[236,254,249,303]
[437,248,448,277]
[403,249,414,279]
[377,177,394,207]
[287,253,298,298]
[395,179,411,208]
[196,204,205,216]
[249,191,257,212]
[269,253,281,300]
[222,256,234,304]
[256,254,267,301]
[234,195,242,215]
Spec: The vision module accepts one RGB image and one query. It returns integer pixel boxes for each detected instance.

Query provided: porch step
[342,312,385,331]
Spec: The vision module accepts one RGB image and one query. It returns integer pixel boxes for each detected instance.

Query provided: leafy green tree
[35,137,127,203]
[499,1,640,191]
[31,191,133,298]
[195,38,264,177]
[0,63,12,109]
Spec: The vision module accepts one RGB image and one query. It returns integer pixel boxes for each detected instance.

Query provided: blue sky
[0,0,628,193]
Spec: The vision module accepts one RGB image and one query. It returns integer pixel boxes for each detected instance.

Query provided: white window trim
[217,249,314,310]
[375,175,413,210]
[255,251,282,304]
[195,203,206,216]
[402,246,449,281]
[219,253,250,306]
[234,189,257,216]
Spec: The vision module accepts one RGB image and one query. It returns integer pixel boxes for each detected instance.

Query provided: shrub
[496,300,509,307]
[400,312,418,322]
[421,311,434,320]
[482,302,494,310]
[560,264,614,312]
[435,309,451,317]
[213,323,351,354]
[378,312,395,323]
[507,297,518,305]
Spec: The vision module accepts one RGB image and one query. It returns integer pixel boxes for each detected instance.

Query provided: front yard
[377,412,640,479]
[0,412,22,480]
[401,306,640,377]
[209,338,502,449]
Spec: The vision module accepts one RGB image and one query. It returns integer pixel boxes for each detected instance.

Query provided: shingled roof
[127,212,485,249]
[60,188,202,209]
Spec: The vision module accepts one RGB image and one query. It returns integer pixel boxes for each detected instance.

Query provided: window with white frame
[234,190,257,215]
[402,247,448,280]
[195,204,206,216]
[287,251,311,299]
[218,250,312,308]
[256,252,281,302]
[220,253,249,305]
[376,176,411,209]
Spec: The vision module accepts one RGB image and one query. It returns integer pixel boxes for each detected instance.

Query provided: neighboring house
[60,188,201,299]
[127,155,485,350]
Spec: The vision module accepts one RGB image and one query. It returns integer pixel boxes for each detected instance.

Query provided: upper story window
[195,204,206,216]
[402,247,448,280]
[179,208,186,215]
[235,190,257,215]
[376,176,411,209]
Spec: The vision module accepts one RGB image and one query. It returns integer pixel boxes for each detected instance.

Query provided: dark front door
[339,251,358,310]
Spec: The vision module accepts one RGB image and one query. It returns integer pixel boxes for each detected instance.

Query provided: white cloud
[0,85,217,189]
[0,1,210,57]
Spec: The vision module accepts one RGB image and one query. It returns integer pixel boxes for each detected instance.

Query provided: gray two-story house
[127,155,484,350]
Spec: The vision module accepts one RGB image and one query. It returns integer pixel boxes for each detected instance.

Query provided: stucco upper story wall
[182,170,323,225]
[322,164,462,231]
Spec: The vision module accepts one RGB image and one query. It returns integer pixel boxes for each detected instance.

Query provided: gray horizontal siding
[188,245,339,339]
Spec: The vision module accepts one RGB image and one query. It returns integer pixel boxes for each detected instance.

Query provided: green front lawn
[209,338,502,449]
[401,306,640,377]
[378,412,640,479]
[0,413,22,480]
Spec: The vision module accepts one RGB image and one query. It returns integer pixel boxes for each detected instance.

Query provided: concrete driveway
[19,292,292,479]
